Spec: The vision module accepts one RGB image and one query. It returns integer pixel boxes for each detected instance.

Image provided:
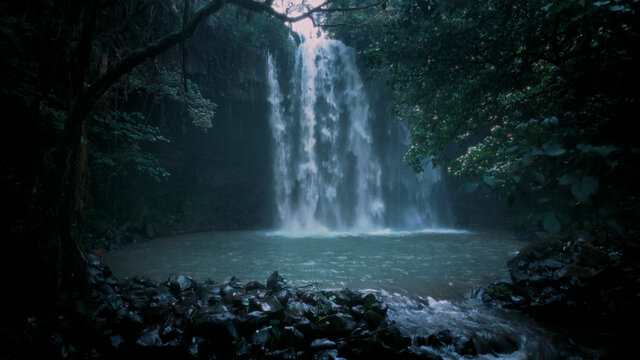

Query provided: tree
[0,0,385,308]
[361,0,640,235]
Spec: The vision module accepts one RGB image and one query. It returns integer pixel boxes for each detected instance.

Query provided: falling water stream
[267,34,450,235]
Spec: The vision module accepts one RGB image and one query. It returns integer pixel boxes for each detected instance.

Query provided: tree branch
[82,0,225,108]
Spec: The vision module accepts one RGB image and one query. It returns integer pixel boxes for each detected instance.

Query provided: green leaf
[483,176,498,187]
[459,182,479,194]
[543,211,561,234]
[514,213,528,230]
[542,142,566,156]
[559,173,578,185]
[576,143,618,157]
[532,171,545,183]
[570,176,599,203]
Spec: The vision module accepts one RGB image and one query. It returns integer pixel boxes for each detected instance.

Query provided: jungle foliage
[330,0,640,235]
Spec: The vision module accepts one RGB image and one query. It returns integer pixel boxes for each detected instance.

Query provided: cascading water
[268,35,451,234]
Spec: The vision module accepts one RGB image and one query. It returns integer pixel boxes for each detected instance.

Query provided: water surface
[105,229,522,299]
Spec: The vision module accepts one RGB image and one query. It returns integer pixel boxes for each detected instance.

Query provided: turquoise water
[104,229,523,299]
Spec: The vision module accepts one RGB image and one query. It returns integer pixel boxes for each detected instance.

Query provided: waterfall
[267,37,451,234]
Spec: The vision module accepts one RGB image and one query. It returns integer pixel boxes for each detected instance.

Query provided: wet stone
[110,334,125,349]
[168,274,193,294]
[275,289,295,306]
[191,312,238,342]
[277,326,305,348]
[254,296,284,314]
[350,304,366,318]
[136,327,162,347]
[427,329,453,348]
[161,325,183,341]
[325,313,357,335]
[310,338,337,349]
[244,280,266,290]
[252,327,272,349]
[454,335,477,356]
[229,276,244,289]
[363,310,384,329]
[267,271,286,292]
[287,301,311,318]
[313,349,339,360]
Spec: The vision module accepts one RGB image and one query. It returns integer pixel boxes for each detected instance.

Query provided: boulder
[191,312,238,342]
[267,271,286,292]
[325,313,357,335]
[310,338,337,349]
[427,329,452,348]
[136,327,162,347]
[168,274,193,294]
[454,335,477,356]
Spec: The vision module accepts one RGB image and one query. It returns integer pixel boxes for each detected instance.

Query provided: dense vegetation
[330,0,640,236]
[0,0,303,318]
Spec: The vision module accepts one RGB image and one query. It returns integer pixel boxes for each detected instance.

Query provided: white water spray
[268,34,451,235]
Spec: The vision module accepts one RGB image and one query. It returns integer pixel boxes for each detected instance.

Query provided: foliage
[360,0,640,234]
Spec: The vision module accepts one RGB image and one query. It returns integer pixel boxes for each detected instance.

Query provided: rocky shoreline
[3,255,483,360]
[481,234,640,357]
[4,233,638,359]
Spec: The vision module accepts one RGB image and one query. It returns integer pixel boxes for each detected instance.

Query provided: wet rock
[554,264,595,281]
[427,330,452,348]
[454,335,477,356]
[188,336,212,359]
[362,293,388,315]
[275,289,295,306]
[87,253,101,267]
[350,304,366,318]
[126,294,147,310]
[364,310,384,329]
[232,294,256,310]
[277,326,305,348]
[114,308,144,335]
[168,274,193,294]
[191,312,238,342]
[194,283,221,302]
[576,243,609,268]
[312,349,339,360]
[533,257,566,271]
[244,280,266,290]
[325,313,357,335]
[378,325,411,351]
[298,291,322,305]
[229,276,244,289]
[265,347,299,360]
[287,301,312,318]
[136,327,162,347]
[236,337,251,358]
[252,327,272,350]
[267,271,286,292]
[254,296,284,315]
[238,311,269,335]
[110,334,125,349]
[294,317,312,334]
[510,270,530,284]
[310,338,337,349]
[161,325,183,341]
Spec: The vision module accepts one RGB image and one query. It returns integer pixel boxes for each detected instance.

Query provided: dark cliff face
[149,49,276,235]
[154,94,275,233]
